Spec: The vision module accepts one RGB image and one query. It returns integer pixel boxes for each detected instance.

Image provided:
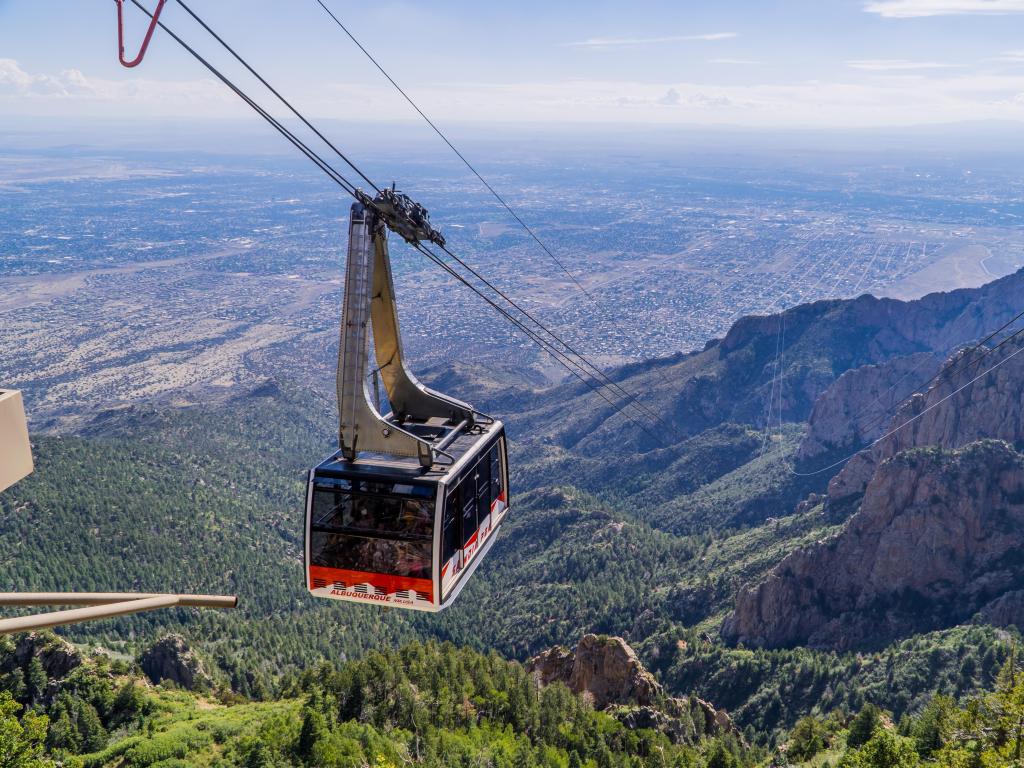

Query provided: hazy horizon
[5,115,1024,160]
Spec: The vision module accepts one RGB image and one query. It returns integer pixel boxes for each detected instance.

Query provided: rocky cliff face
[527,634,736,743]
[826,341,1024,506]
[796,352,940,462]
[722,331,1024,650]
[722,440,1024,650]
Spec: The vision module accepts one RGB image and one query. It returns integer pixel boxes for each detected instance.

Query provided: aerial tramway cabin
[305,420,509,611]
[303,196,511,612]
[105,2,533,614]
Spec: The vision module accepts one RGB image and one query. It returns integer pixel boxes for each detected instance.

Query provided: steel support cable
[757,235,908,463]
[172,0,381,195]
[311,0,674,424]
[126,0,359,198]
[413,242,667,446]
[766,237,872,449]
[312,0,594,301]
[844,305,1024,435]
[851,318,1024,441]
[759,314,785,459]
[757,236,848,459]
[126,1,666,438]
[790,330,1024,477]
[414,243,618,406]
[432,243,669,430]
[757,236,909,459]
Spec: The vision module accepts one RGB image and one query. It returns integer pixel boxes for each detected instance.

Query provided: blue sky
[2,0,1024,128]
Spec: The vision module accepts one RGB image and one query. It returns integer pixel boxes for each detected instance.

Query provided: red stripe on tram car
[309,565,433,601]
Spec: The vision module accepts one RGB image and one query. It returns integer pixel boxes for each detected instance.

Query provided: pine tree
[788,716,826,761]
[910,696,951,758]
[43,696,79,754]
[847,703,881,749]
[111,681,145,727]
[704,740,737,768]
[296,705,327,764]
[25,661,46,708]
[0,670,26,703]
[75,702,107,753]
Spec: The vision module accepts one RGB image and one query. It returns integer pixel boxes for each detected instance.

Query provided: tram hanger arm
[336,200,472,465]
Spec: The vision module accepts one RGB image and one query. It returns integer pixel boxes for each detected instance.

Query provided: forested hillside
[0,629,1021,767]
[0,632,752,767]
[3,270,1024,762]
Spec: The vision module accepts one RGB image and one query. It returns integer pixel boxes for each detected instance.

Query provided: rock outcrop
[529,633,663,708]
[527,634,737,743]
[0,632,83,706]
[10,632,82,680]
[139,634,213,691]
[0,632,81,694]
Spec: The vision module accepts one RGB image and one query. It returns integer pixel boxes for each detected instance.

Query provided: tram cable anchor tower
[0,388,238,634]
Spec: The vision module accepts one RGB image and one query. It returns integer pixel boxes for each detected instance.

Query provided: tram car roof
[312,417,505,483]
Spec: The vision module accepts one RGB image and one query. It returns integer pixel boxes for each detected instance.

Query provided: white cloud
[0,59,96,97]
[407,72,1024,126]
[864,0,1024,17]
[0,58,244,119]
[6,58,1024,129]
[708,58,759,65]
[566,32,737,48]
[846,59,958,70]
[996,50,1024,62]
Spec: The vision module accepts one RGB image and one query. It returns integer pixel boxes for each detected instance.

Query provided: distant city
[3,143,1024,425]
